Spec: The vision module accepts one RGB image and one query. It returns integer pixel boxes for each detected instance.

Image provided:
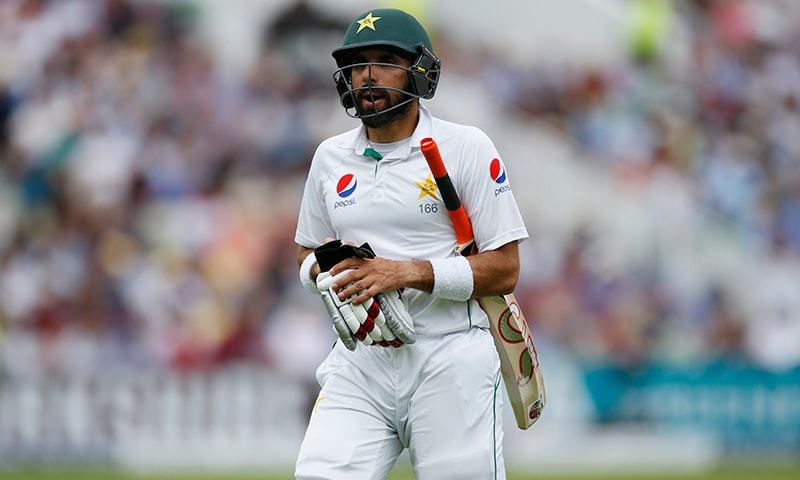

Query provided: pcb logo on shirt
[489,158,511,196]
[334,173,357,209]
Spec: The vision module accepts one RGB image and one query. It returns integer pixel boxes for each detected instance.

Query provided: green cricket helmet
[332,8,441,118]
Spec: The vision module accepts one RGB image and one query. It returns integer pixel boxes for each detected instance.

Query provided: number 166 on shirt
[420,137,546,429]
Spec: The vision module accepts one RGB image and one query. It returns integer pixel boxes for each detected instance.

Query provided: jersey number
[419,203,439,214]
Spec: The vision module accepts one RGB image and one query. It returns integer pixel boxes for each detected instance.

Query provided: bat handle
[420,137,475,245]
[420,137,447,177]
[449,209,475,247]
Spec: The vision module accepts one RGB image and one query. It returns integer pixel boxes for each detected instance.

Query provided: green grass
[1,466,799,480]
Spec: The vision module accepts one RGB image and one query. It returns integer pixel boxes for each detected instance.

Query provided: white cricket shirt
[295,106,529,336]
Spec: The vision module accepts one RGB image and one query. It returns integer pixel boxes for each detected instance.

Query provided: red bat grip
[420,137,475,246]
[420,137,448,178]
[448,209,474,246]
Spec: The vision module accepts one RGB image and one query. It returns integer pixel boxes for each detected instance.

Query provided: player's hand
[329,257,411,305]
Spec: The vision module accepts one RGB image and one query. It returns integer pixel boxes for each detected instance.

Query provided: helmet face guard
[333,45,441,119]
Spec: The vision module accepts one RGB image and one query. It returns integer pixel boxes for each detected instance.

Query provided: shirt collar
[354,105,433,160]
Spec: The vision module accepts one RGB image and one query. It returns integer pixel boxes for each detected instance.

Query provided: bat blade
[420,137,545,429]
[478,294,545,428]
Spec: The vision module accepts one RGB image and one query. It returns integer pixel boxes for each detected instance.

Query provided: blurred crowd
[491,0,800,370]
[0,0,340,378]
[0,0,799,381]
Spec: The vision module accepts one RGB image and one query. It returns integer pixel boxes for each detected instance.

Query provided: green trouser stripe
[492,371,501,479]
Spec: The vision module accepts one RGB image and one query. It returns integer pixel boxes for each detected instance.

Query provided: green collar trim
[362,147,383,160]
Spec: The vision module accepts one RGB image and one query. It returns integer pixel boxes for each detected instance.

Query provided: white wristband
[430,256,474,302]
[299,252,320,295]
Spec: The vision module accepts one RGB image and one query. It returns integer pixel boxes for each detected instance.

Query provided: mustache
[354,86,391,98]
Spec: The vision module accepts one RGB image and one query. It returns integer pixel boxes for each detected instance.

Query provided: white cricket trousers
[295,327,505,480]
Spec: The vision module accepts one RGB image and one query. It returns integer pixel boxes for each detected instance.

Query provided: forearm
[466,248,519,297]
[415,241,519,300]
[398,259,434,293]
[406,242,519,298]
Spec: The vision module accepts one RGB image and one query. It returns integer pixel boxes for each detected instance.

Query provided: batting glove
[313,239,414,350]
[376,289,415,345]
[317,270,389,350]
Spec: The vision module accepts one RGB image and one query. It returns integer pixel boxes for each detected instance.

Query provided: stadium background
[1,0,799,478]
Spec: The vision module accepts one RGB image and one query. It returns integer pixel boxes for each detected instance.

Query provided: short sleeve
[295,149,336,248]
[457,129,529,252]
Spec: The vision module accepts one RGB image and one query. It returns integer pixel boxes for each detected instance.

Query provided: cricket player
[294,8,528,479]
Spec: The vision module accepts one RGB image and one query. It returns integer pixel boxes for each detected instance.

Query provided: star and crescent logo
[356,12,381,33]
[416,174,440,201]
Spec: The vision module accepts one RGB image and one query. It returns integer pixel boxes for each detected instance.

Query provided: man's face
[348,48,414,128]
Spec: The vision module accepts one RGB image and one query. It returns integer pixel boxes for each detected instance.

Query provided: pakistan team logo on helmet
[332,8,441,119]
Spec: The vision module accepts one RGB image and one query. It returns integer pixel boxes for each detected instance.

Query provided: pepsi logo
[490,158,506,184]
[336,174,357,198]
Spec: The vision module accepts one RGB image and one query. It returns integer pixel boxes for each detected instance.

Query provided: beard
[354,79,414,129]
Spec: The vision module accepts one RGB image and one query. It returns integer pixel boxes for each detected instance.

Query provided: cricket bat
[420,137,545,429]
